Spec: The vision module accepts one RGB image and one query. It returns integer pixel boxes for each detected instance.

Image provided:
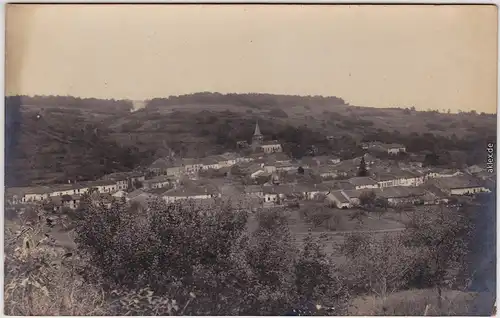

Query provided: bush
[340,233,417,295]
[4,217,107,316]
[74,199,344,315]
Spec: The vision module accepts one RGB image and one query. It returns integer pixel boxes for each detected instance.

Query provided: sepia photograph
[4,3,498,316]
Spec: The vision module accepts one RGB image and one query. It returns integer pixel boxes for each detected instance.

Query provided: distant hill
[4,93,497,187]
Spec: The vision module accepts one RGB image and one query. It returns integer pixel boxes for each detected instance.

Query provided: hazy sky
[6,4,498,113]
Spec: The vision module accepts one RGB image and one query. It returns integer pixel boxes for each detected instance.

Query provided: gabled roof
[342,189,362,199]
[261,140,282,146]
[327,191,350,204]
[330,181,356,191]
[144,175,173,184]
[85,180,117,187]
[348,177,378,187]
[163,185,219,197]
[182,158,202,166]
[374,187,425,199]
[200,156,220,165]
[432,175,484,190]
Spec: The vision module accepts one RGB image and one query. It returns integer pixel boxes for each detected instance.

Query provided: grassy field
[347,288,481,316]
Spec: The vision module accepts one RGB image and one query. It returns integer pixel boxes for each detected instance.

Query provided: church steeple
[251,120,264,149]
[253,121,263,137]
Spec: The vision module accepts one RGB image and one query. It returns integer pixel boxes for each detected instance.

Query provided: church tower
[251,121,264,149]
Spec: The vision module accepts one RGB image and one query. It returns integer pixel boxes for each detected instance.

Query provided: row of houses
[6,171,147,204]
[148,152,250,176]
[326,174,491,209]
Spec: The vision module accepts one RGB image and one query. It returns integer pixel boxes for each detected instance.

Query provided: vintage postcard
[4,4,497,316]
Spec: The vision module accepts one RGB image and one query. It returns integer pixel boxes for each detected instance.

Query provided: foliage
[400,205,473,305]
[357,156,368,176]
[73,198,344,315]
[340,233,417,296]
[359,191,376,207]
[268,108,289,118]
[4,215,106,315]
[146,92,345,110]
[295,232,347,311]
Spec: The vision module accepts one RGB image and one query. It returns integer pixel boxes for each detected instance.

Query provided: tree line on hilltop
[146,92,347,109]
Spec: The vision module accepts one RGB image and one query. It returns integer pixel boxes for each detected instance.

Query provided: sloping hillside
[5,93,496,186]
[5,97,149,187]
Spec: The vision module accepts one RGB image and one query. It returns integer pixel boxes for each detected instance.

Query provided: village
[6,121,495,216]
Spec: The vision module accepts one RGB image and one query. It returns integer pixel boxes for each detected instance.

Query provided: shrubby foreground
[4,195,490,315]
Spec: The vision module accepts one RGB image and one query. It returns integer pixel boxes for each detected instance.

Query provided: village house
[326,190,352,209]
[299,183,332,200]
[425,168,463,179]
[148,158,185,177]
[373,187,426,206]
[267,152,292,164]
[311,155,341,166]
[364,142,406,155]
[200,156,221,170]
[329,161,358,178]
[260,140,283,154]
[102,171,146,190]
[85,180,118,193]
[162,185,221,203]
[329,180,356,191]
[236,140,249,148]
[374,170,424,188]
[316,165,339,179]
[244,185,264,198]
[182,158,204,173]
[386,144,407,155]
[112,190,127,199]
[262,186,280,204]
[6,186,53,203]
[347,177,379,190]
[431,176,490,196]
[218,152,240,167]
[50,194,82,211]
[101,173,128,190]
[466,165,484,175]
[89,192,114,208]
[263,164,277,174]
[143,175,175,190]
[340,189,363,206]
[275,162,299,173]
[246,163,267,179]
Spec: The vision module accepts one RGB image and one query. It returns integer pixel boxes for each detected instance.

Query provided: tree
[401,205,473,309]
[340,233,415,297]
[375,197,389,214]
[357,156,368,176]
[75,199,343,315]
[295,231,346,313]
[359,191,376,207]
